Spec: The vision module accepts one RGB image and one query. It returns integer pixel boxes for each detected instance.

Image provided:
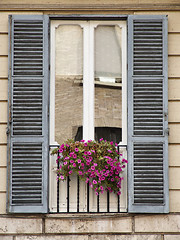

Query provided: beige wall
[0,4,180,216]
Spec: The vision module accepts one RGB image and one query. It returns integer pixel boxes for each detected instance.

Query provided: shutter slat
[128,15,168,213]
[13,20,43,76]
[8,15,49,213]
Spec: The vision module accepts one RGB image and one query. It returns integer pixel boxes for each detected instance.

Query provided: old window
[49,21,127,212]
[7,15,168,214]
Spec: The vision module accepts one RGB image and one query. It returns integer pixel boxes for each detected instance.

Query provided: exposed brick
[55,78,122,144]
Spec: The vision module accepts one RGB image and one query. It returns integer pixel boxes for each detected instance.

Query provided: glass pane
[94,25,122,143]
[55,25,83,144]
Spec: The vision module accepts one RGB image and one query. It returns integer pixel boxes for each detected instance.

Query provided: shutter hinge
[6,127,10,135]
[165,128,170,136]
[164,112,168,121]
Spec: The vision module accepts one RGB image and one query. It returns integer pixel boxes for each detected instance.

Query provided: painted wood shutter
[127,15,169,213]
[7,15,49,213]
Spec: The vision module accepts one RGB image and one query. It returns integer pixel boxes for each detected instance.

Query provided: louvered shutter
[7,15,49,213]
[127,15,169,213]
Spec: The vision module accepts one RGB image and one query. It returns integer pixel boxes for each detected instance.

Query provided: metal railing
[50,144,127,213]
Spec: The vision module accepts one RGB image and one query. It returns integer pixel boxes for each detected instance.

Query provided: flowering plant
[52,139,128,196]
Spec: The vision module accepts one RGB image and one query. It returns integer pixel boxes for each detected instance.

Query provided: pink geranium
[53,138,128,196]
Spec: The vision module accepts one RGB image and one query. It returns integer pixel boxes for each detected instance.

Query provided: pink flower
[99,138,103,141]
[77,159,81,163]
[93,180,97,184]
[64,161,67,165]
[91,166,95,170]
[108,149,112,153]
[81,162,84,167]
[84,143,87,147]
[70,160,74,163]
[78,171,83,175]
[60,175,64,180]
[75,148,79,152]
[69,152,74,157]
[87,151,91,155]
[73,163,76,167]
[110,141,113,145]
[122,159,128,163]
[94,163,98,166]
[68,170,72,175]
[73,154,77,159]
[88,157,93,161]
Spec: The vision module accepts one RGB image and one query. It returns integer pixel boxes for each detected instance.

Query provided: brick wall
[55,78,122,144]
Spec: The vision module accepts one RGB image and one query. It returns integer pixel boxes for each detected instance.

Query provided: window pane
[94,25,122,143]
[55,25,83,144]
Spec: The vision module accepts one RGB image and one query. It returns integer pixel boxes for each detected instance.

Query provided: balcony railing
[49,144,127,213]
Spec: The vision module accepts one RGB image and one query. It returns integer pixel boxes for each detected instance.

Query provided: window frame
[49,20,127,146]
[49,19,127,213]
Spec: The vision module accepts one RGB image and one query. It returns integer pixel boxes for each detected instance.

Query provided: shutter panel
[7,15,49,213]
[127,15,169,213]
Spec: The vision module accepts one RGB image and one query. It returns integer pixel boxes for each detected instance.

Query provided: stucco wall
[0,1,180,238]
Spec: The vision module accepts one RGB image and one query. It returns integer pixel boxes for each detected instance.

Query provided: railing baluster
[97,194,99,213]
[77,176,80,212]
[67,176,70,213]
[57,150,60,213]
[118,194,120,213]
[87,183,89,213]
[107,191,110,213]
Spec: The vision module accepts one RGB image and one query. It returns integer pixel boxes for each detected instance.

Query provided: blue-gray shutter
[7,15,49,213]
[127,15,169,213]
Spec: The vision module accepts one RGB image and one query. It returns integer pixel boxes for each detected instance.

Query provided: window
[49,20,127,212]
[7,14,169,214]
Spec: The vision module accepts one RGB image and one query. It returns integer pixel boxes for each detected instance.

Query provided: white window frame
[49,20,127,212]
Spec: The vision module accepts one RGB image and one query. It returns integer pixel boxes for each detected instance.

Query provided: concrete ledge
[0,218,42,234]
[45,217,132,233]
[164,235,180,240]
[0,237,13,240]
[14,235,163,240]
[16,236,88,240]
[135,215,180,233]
